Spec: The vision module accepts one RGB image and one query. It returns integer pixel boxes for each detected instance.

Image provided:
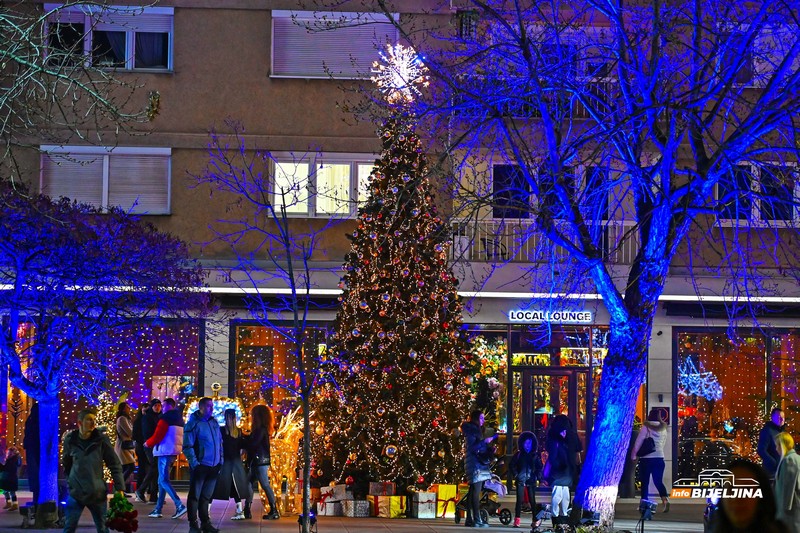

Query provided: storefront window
[233,324,330,412]
[676,332,767,479]
[467,334,508,433]
[770,330,800,436]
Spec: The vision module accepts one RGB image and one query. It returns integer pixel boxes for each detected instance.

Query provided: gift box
[317,499,343,516]
[409,491,437,519]
[429,483,458,518]
[367,494,406,518]
[321,484,351,501]
[368,481,396,496]
[342,499,370,518]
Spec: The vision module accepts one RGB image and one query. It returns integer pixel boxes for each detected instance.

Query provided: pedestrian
[213,409,253,520]
[460,409,494,529]
[759,407,786,479]
[1,446,22,511]
[631,408,670,513]
[508,431,542,529]
[23,402,39,507]
[144,397,187,520]
[545,415,574,528]
[183,397,223,533]
[712,458,788,533]
[114,402,136,495]
[135,398,162,503]
[775,432,800,532]
[61,408,126,533]
[132,403,148,500]
[247,404,279,520]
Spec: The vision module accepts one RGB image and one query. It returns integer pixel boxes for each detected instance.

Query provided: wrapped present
[429,483,458,518]
[342,499,370,518]
[367,494,406,518]
[320,484,351,501]
[409,491,437,519]
[368,481,396,496]
[317,499,343,516]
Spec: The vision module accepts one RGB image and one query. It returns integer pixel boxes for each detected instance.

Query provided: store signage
[507,309,593,324]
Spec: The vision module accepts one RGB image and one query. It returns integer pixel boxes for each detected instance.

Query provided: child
[1,446,21,511]
[509,431,543,529]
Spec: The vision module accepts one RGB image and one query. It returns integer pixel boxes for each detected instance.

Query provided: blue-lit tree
[346,0,800,523]
[194,120,345,533]
[0,180,209,525]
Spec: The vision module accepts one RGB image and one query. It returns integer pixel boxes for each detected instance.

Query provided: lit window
[45,4,173,71]
[272,155,375,217]
[715,163,798,225]
[271,10,398,79]
[40,146,171,215]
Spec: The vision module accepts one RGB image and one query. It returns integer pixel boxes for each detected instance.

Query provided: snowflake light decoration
[678,358,723,401]
[371,43,429,104]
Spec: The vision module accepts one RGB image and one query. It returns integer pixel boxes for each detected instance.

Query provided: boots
[513,516,521,528]
[9,502,18,511]
[243,502,252,519]
[3,501,10,510]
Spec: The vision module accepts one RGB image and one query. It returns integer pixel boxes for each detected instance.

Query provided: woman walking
[1,446,22,511]
[631,408,670,513]
[461,409,495,528]
[114,402,136,494]
[509,431,542,529]
[775,431,800,532]
[213,409,253,520]
[247,405,279,520]
[545,415,575,527]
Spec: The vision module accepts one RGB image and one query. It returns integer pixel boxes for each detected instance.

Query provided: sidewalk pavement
[0,493,705,532]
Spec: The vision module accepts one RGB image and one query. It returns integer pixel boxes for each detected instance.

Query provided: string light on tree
[371,43,429,104]
[678,358,723,401]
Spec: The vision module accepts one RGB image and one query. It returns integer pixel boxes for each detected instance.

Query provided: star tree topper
[371,43,429,104]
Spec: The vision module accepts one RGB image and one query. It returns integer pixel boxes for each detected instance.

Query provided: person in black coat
[461,409,495,528]
[247,405,278,520]
[213,409,253,520]
[545,415,575,527]
[135,399,161,502]
[758,408,785,479]
[509,431,542,529]
[1,446,22,511]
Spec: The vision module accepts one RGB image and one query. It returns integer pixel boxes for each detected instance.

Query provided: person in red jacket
[144,398,186,520]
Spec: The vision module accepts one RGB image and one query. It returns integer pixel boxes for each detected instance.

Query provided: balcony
[450,219,639,265]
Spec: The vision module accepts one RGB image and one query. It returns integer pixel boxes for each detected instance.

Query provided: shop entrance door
[518,368,592,454]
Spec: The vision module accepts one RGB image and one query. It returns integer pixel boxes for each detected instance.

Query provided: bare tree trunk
[300,396,313,533]
[35,396,60,528]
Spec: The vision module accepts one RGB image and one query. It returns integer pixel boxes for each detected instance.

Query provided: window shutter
[41,153,104,207]
[108,153,170,214]
[272,14,398,78]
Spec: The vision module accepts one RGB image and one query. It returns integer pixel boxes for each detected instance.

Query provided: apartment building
[4,1,800,489]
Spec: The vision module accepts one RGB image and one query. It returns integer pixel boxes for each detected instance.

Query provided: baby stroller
[454,473,513,526]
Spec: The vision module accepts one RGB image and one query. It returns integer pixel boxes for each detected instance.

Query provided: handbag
[636,429,656,458]
[251,453,270,467]
[121,440,136,450]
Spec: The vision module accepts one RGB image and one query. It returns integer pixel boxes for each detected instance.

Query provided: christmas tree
[311,45,470,488]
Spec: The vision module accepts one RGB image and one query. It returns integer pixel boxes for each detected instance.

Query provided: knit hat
[150,398,162,407]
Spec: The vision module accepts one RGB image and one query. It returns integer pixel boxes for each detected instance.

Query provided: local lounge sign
[508,308,593,324]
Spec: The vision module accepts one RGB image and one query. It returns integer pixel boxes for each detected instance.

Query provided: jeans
[140,447,158,498]
[514,483,536,518]
[154,455,182,513]
[62,495,107,533]
[466,481,483,523]
[639,457,668,500]
[187,464,220,526]
[251,464,277,511]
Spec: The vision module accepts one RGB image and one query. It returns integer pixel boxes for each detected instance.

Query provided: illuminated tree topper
[371,43,429,104]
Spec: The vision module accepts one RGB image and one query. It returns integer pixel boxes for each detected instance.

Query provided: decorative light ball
[444,382,454,393]
[371,359,379,367]
[369,232,377,239]
[399,135,406,141]
[349,452,357,461]
[402,174,411,182]
[417,280,425,288]
[345,475,355,485]
[411,295,421,304]
[444,366,453,375]
[378,331,386,339]
[409,349,418,359]
[359,301,368,309]
[315,425,324,435]
[434,244,444,252]
[394,230,402,237]
[465,375,473,385]
[401,268,410,277]
[424,385,433,394]
[422,319,431,327]
[377,406,386,416]
[438,450,446,458]
[352,328,361,337]
[442,468,448,475]
[417,475,425,484]
[379,310,387,317]
[381,293,391,302]
[391,186,399,194]
[408,404,417,414]
[384,131,392,138]
[392,157,399,163]
[369,381,378,390]
[383,444,398,458]
[424,353,433,362]
[411,208,420,216]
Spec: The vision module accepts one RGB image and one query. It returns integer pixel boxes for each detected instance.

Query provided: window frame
[45,3,174,72]
[271,153,376,218]
[715,162,800,227]
[40,145,172,215]
[270,10,399,80]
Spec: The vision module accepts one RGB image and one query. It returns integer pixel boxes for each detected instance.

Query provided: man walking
[183,397,223,533]
[758,407,786,479]
[144,398,187,520]
[135,399,162,503]
[62,408,126,533]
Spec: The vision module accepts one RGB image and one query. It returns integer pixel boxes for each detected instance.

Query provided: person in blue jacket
[461,410,495,528]
[183,397,222,533]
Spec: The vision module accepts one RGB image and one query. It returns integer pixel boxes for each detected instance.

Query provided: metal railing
[450,219,639,264]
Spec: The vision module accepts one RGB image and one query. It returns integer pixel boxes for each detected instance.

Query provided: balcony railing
[451,219,639,265]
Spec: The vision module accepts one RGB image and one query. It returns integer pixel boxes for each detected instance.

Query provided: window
[41,146,171,215]
[272,154,375,216]
[719,31,754,85]
[492,164,531,219]
[539,167,577,219]
[583,166,610,221]
[271,11,399,79]
[45,4,173,70]
[715,163,798,225]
